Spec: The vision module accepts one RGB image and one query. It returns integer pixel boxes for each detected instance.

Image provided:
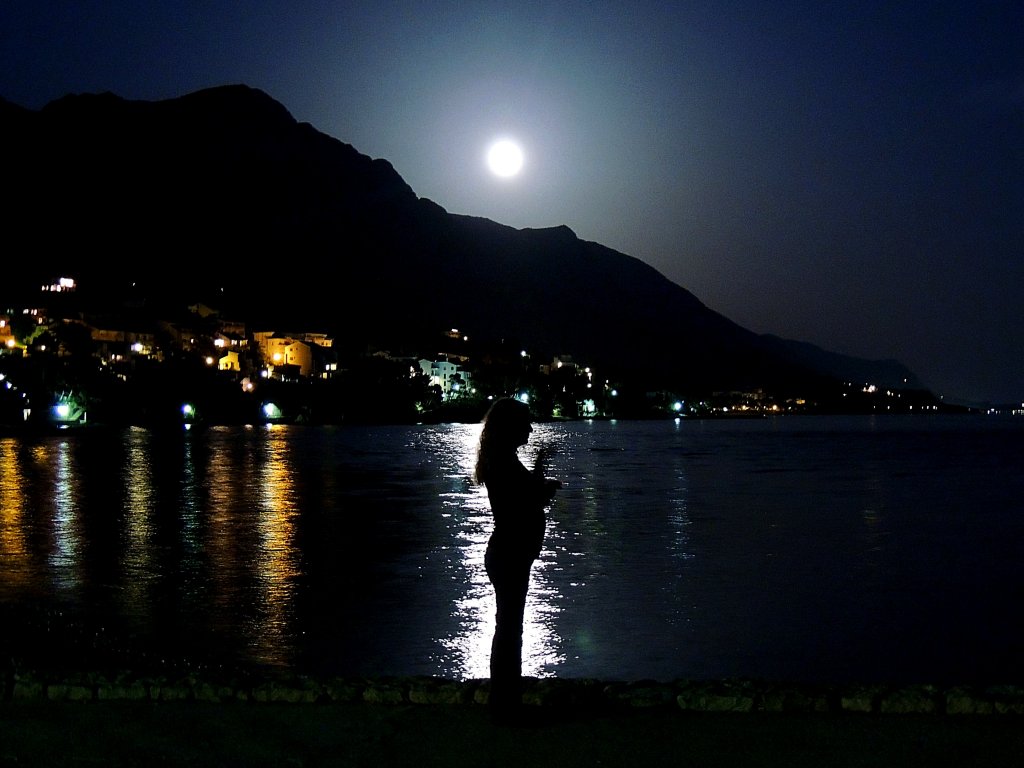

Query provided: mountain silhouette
[1,84,922,397]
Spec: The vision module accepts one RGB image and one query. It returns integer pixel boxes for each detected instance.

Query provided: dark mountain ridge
[1,84,922,398]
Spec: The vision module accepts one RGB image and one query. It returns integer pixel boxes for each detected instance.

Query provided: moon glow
[486,139,524,177]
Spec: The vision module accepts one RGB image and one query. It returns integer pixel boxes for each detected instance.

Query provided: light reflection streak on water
[48,439,81,593]
[434,422,567,680]
[202,427,254,654]
[178,432,203,579]
[668,420,694,566]
[119,428,205,623]
[0,439,28,591]
[122,427,155,618]
[664,420,695,626]
[252,425,300,667]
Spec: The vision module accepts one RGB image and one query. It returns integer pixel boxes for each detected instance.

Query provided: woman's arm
[532,447,562,500]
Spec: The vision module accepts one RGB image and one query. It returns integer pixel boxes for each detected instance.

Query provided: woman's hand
[542,477,561,502]
[533,445,554,475]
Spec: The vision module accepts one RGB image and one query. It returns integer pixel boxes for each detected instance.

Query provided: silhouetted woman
[474,397,560,723]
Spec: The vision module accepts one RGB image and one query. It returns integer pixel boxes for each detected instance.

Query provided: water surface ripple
[1,415,1021,685]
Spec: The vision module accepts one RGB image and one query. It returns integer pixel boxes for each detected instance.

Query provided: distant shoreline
[2,407,1007,435]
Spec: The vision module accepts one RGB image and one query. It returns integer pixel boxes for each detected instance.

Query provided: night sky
[2,2,1021,405]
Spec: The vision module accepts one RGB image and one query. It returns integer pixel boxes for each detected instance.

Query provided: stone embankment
[5,669,1024,716]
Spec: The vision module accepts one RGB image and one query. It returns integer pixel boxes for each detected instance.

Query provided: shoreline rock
[5,668,1022,716]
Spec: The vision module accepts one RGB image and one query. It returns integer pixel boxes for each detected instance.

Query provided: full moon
[486,139,524,177]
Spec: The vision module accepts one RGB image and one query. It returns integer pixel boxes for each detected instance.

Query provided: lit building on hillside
[253,331,315,378]
[419,357,472,400]
[0,316,14,352]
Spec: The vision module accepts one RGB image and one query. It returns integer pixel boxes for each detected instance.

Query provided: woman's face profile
[513,417,532,448]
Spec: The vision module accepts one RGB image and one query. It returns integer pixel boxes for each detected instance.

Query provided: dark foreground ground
[2,700,1023,768]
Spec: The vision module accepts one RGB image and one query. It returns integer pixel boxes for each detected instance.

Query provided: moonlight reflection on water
[431,422,569,681]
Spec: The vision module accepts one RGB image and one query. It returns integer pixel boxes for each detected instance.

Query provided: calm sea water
[1,415,1022,685]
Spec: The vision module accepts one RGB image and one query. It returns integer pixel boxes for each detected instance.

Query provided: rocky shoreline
[6,669,1023,717]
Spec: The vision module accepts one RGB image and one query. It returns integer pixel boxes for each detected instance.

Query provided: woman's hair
[474,397,531,485]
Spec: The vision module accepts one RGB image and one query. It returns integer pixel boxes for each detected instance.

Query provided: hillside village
[0,276,961,431]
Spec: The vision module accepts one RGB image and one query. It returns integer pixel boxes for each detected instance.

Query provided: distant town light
[43,276,77,292]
